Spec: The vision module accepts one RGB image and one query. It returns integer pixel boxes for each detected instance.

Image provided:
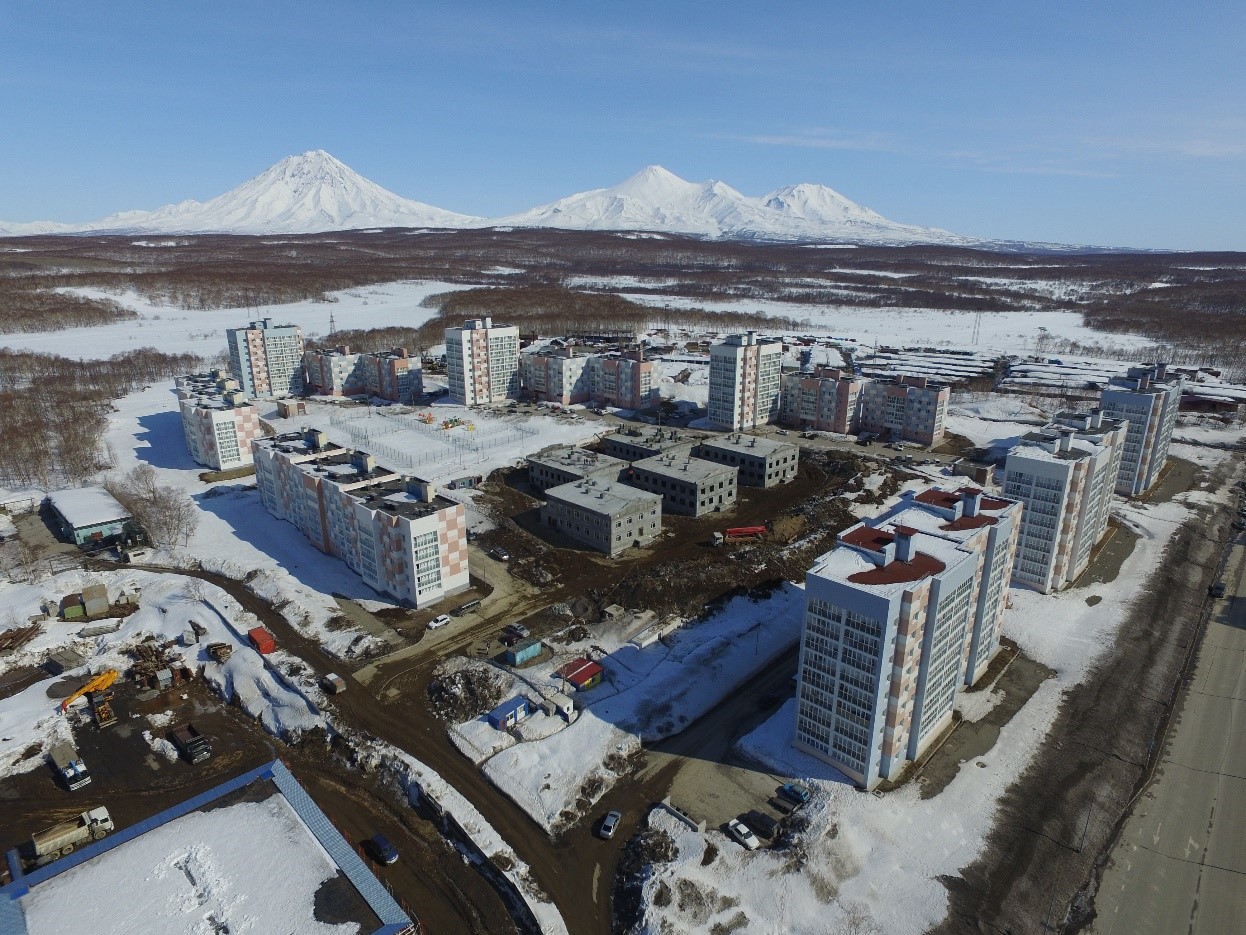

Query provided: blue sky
[2,1,1243,249]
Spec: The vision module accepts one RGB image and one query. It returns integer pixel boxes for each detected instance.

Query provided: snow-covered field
[628,471,1234,935]
[466,585,807,833]
[19,795,355,935]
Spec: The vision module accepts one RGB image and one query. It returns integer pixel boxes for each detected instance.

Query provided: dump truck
[711,525,768,546]
[49,743,92,791]
[170,723,212,764]
[89,690,116,728]
[30,807,113,862]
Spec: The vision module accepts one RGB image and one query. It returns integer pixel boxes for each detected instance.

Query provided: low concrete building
[541,478,661,556]
[46,487,132,547]
[527,446,627,492]
[695,434,799,488]
[601,428,696,462]
[627,452,737,517]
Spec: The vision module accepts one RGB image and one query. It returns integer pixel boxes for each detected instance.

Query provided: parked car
[488,546,511,562]
[1210,582,1227,599]
[597,811,622,840]
[427,614,451,630]
[499,630,522,647]
[777,782,811,806]
[504,623,531,639]
[365,834,399,865]
[726,818,760,850]
[743,810,780,840]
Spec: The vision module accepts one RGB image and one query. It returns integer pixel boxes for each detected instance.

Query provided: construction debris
[0,622,43,654]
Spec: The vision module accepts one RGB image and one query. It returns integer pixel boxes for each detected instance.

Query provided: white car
[726,818,760,850]
[427,614,451,630]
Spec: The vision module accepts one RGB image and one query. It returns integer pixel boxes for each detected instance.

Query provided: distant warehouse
[541,478,661,556]
[627,452,737,517]
[527,446,626,492]
[696,434,799,488]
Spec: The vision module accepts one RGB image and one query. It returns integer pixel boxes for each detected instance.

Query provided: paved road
[1090,533,1246,934]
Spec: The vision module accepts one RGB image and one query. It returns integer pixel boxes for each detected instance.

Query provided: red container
[725,526,767,537]
[247,626,277,655]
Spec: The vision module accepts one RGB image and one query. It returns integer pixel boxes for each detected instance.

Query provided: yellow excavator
[59,670,118,713]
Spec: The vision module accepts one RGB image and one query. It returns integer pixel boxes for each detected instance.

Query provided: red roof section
[557,658,603,685]
[941,515,996,531]
[847,551,946,586]
[914,489,960,509]
[840,525,895,553]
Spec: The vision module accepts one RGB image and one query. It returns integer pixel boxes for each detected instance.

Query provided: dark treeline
[0,347,202,487]
[0,279,137,333]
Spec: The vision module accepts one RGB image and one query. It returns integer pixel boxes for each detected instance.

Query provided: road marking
[592,862,600,904]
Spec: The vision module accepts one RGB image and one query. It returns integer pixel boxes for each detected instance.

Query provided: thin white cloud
[714,129,898,152]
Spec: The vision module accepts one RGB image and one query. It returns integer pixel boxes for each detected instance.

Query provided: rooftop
[810,518,974,594]
[545,478,661,514]
[699,433,795,457]
[46,487,130,529]
[0,761,413,935]
[632,452,735,483]
[602,428,695,454]
[529,446,626,474]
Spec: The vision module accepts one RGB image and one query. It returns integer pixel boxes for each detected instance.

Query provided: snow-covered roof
[46,487,130,529]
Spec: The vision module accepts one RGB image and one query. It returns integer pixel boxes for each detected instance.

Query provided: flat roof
[602,429,696,453]
[632,453,735,483]
[699,434,796,458]
[0,761,413,935]
[545,478,661,514]
[529,446,626,474]
[46,487,130,530]
[811,521,973,596]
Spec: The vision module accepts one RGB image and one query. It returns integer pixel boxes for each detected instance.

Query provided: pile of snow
[141,729,180,762]
[19,795,357,935]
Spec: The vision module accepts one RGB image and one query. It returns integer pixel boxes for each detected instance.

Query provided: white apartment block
[226,318,305,398]
[445,317,520,406]
[858,375,950,446]
[1003,410,1127,594]
[521,347,593,405]
[708,332,783,431]
[303,346,423,403]
[175,372,264,471]
[252,430,469,608]
[779,367,864,434]
[794,486,1020,790]
[1099,364,1182,497]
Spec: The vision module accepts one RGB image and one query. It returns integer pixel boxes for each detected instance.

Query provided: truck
[169,723,212,764]
[49,743,92,791]
[711,525,768,547]
[30,807,113,862]
[320,673,347,694]
[247,626,277,654]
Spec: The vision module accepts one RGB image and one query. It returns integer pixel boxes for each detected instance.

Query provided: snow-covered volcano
[0,151,481,236]
[0,153,977,245]
[494,165,973,245]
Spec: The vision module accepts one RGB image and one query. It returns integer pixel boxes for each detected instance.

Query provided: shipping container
[247,626,277,654]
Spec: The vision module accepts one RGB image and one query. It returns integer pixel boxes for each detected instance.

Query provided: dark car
[488,546,511,562]
[366,834,399,865]
[777,782,811,806]
[1210,581,1227,599]
[743,810,780,840]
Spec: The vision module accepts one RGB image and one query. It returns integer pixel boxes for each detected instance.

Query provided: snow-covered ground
[467,585,807,833]
[19,794,355,935]
[629,474,1231,935]
[0,280,469,358]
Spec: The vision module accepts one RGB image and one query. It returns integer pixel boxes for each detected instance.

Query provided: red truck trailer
[247,626,276,654]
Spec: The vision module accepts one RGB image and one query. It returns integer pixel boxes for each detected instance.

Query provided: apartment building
[601,428,695,462]
[795,516,983,789]
[226,318,305,398]
[252,430,469,608]
[528,446,626,492]
[858,375,950,446]
[626,452,737,517]
[1099,364,1182,497]
[708,332,783,431]
[541,478,662,556]
[519,347,594,405]
[590,350,657,411]
[695,434,799,488]
[779,367,865,433]
[445,317,521,406]
[1003,410,1127,594]
[303,346,423,404]
[175,372,264,471]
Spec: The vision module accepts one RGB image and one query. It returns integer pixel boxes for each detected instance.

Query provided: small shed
[486,696,532,730]
[59,595,85,620]
[539,691,576,722]
[602,604,626,622]
[557,657,604,692]
[247,626,277,655]
[46,487,132,546]
[276,399,307,418]
[503,638,542,667]
[81,583,110,617]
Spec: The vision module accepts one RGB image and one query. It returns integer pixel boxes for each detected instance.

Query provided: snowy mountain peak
[762,183,886,225]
